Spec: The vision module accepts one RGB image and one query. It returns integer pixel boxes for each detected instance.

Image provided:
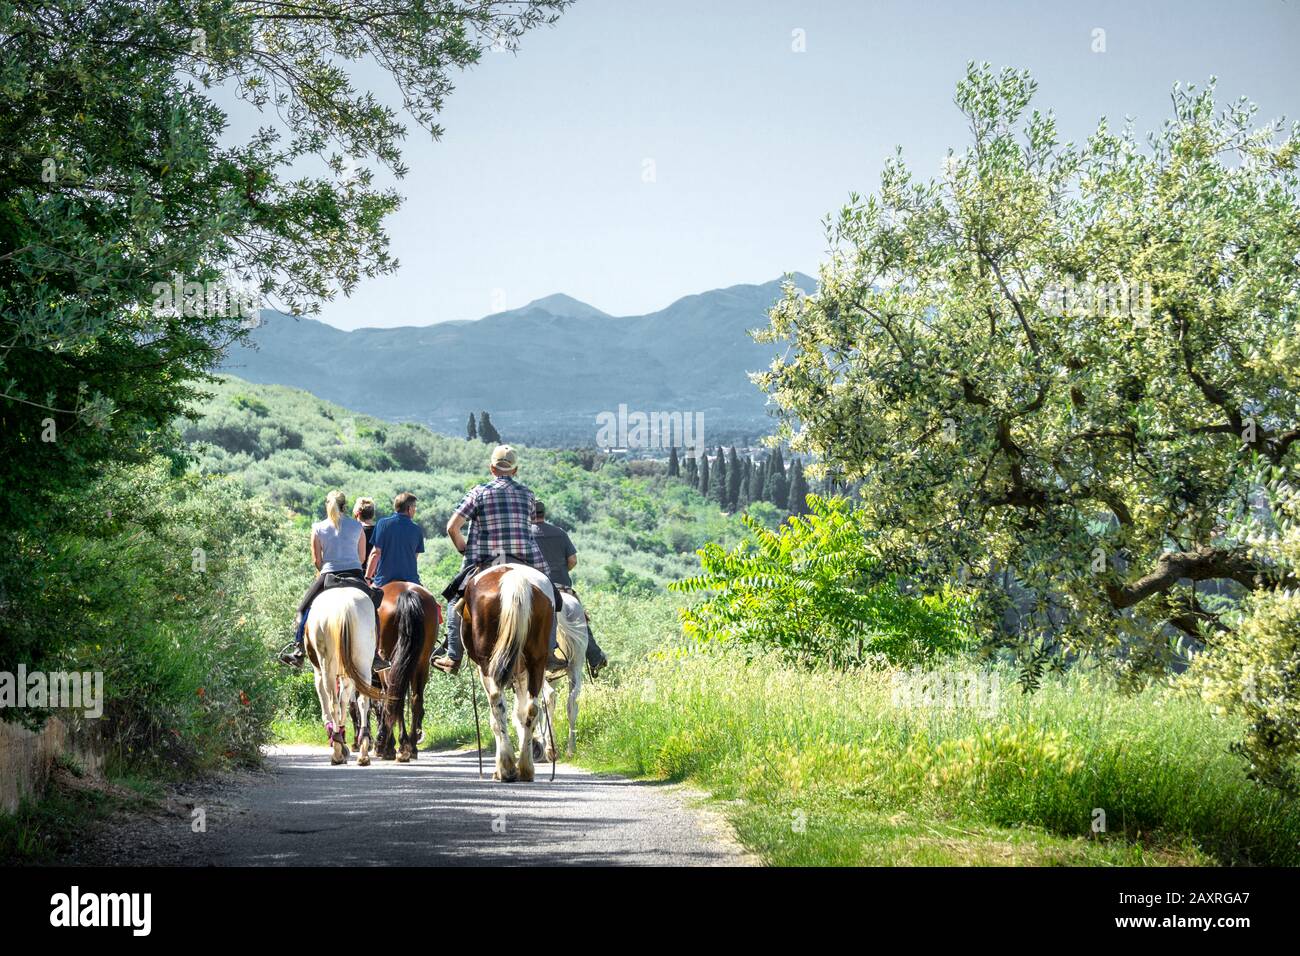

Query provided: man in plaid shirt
[433,444,554,674]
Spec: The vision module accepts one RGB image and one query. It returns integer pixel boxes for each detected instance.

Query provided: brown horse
[461,564,554,782]
[372,581,440,763]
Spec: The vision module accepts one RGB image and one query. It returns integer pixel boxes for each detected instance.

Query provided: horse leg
[332,674,353,765]
[356,694,372,767]
[408,667,427,759]
[513,672,537,783]
[311,661,333,747]
[484,674,516,782]
[536,680,557,762]
[396,689,412,763]
[565,665,583,758]
[350,699,361,750]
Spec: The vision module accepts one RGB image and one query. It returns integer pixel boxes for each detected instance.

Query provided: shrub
[671,495,974,668]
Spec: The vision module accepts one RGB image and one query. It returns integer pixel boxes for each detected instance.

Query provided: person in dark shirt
[532,501,608,678]
[365,492,425,586]
[354,496,378,563]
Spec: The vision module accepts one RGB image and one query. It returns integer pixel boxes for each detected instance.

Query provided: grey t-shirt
[531,521,576,586]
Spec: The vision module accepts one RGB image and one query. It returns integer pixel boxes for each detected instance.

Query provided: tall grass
[572,648,1300,866]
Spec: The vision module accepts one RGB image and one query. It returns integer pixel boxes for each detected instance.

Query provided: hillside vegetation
[183,375,754,742]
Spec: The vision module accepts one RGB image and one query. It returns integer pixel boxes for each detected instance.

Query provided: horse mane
[489,569,532,686]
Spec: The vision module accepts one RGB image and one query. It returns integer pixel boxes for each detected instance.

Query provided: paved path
[82,746,753,867]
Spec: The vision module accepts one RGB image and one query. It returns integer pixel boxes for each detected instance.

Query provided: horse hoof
[531,740,545,761]
[397,752,411,764]
[494,770,518,783]
[358,754,371,767]
[518,766,535,783]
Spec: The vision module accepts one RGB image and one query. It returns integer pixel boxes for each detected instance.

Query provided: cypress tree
[684,454,698,487]
[764,448,788,510]
[711,447,727,507]
[466,413,477,441]
[667,446,680,477]
[788,459,810,514]
[726,447,742,511]
[698,454,710,496]
[478,411,501,444]
[749,455,765,504]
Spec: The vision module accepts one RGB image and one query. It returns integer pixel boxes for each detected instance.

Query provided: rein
[470,669,484,779]
[539,690,557,782]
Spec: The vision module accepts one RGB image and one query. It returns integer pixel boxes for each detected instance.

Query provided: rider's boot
[279,640,305,668]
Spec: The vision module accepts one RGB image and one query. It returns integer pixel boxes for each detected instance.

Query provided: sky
[217,0,1300,329]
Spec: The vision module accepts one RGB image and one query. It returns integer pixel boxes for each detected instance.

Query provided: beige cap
[490,444,518,472]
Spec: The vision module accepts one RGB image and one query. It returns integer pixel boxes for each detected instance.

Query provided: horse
[304,587,384,766]
[461,563,554,782]
[373,581,441,763]
[535,589,591,760]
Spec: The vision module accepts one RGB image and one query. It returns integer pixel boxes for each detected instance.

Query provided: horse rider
[433,444,559,675]
[531,500,608,679]
[279,490,388,672]
[363,490,426,602]
[354,496,378,563]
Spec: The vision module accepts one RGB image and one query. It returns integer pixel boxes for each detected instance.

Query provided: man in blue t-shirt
[365,492,425,587]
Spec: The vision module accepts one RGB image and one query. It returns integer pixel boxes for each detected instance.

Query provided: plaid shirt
[453,475,549,574]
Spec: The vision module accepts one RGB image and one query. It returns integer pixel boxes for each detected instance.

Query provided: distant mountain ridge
[221,274,817,445]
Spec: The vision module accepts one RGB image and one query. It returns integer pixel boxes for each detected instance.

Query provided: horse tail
[385,589,425,709]
[334,591,384,701]
[489,569,532,686]
[554,595,585,673]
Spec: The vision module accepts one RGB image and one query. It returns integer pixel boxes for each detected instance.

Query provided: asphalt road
[81,745,753,867]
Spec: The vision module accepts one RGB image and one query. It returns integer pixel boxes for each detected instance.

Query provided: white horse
[305,587,384,766]
[537,590,591,760]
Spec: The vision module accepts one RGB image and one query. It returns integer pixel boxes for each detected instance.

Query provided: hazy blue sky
[226,0,1300,329]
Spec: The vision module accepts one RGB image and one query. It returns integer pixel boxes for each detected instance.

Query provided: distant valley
[220,274,817,447]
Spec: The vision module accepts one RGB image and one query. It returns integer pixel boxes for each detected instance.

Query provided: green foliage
[0,0,567,539]
[575,649,1300,866]
[671,495,974,667]
[1193,463,1300,791]
[4,458,298,773]
[755,65,1300,708]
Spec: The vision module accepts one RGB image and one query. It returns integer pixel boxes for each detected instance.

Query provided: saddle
[442,553,564,611]
[321,572,384,610]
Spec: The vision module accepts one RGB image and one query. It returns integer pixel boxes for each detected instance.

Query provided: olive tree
[756,65,1299,685]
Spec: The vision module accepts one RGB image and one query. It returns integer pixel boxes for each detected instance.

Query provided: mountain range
[220,274,817,446]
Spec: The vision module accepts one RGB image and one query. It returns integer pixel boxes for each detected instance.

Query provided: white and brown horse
[460,564,554,782]
[305,587,384,766]
[537,590,590,760]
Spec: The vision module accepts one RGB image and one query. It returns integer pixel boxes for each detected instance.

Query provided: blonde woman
[279,491,388,671]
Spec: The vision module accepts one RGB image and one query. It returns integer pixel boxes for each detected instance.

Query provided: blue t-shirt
[371,512,424,585]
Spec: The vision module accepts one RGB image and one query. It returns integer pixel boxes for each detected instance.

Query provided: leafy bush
[671,495,974,667]
[1193,464,1300,791]
[3,459,298,774]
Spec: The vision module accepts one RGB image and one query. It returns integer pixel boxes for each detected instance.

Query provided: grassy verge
[0,761,159,865]
[570,648,1300,866]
